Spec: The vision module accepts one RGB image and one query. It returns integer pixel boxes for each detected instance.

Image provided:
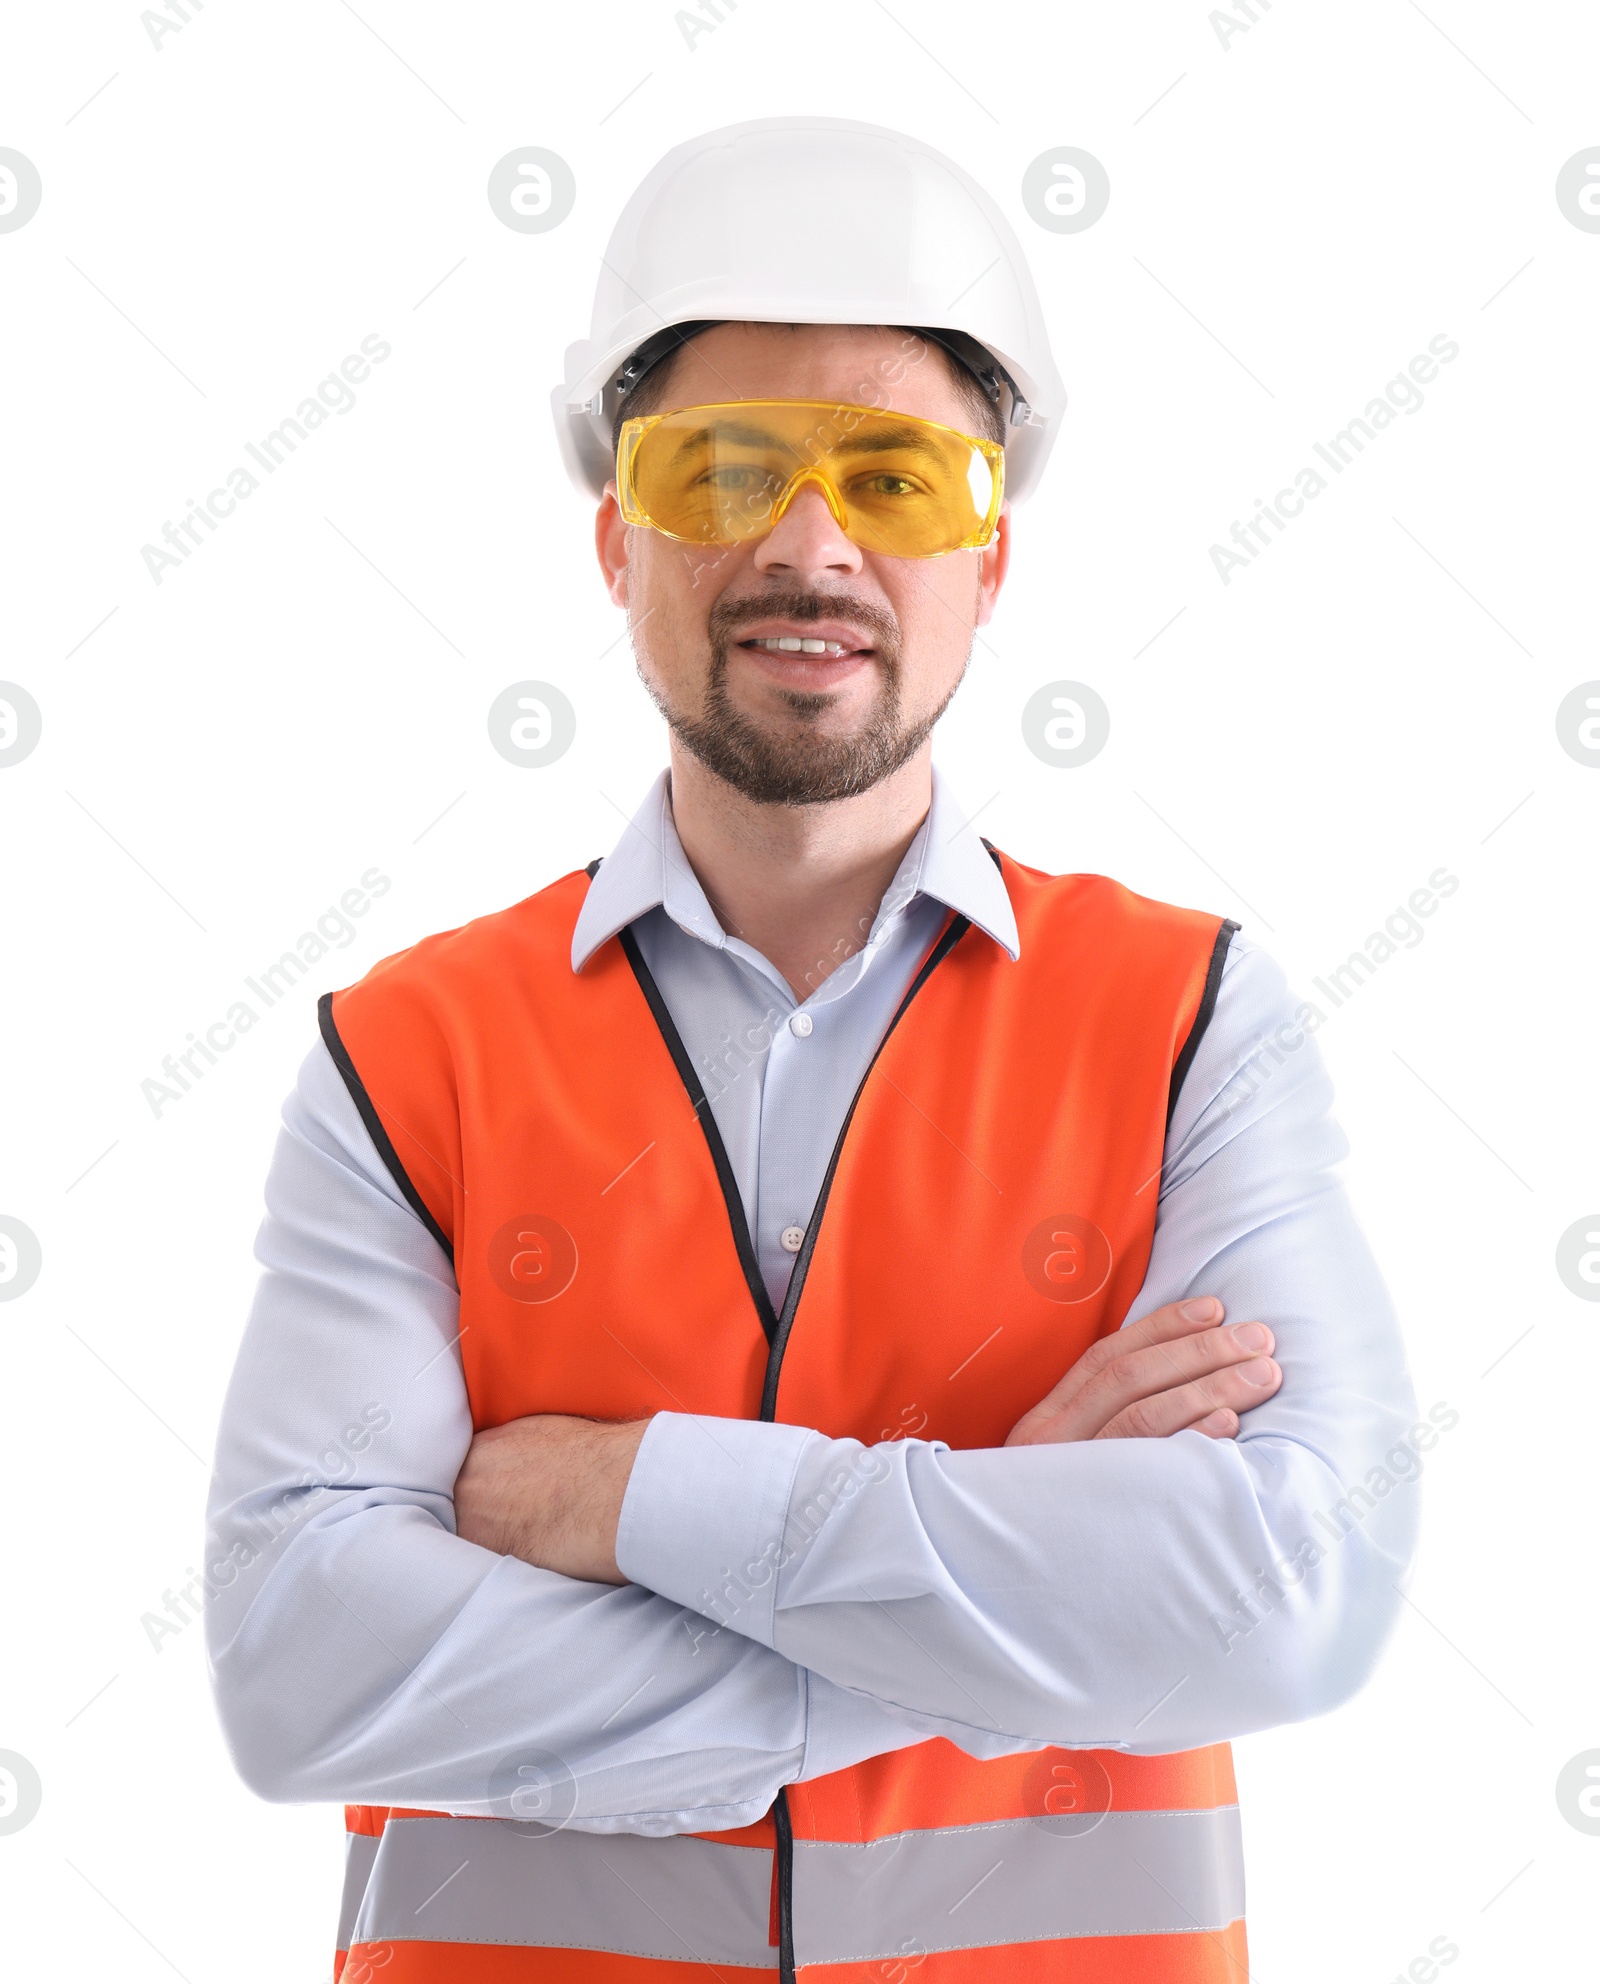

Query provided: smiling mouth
[738,634,864,657]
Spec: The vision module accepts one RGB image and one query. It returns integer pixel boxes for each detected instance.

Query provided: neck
[666,740,934,1001]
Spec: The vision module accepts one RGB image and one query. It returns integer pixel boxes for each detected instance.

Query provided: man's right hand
[1004,1297,1280,1448]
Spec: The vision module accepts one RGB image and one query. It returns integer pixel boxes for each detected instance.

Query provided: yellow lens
[620,401,1002,557]
[828,416,988,557]
[627,407,801,545]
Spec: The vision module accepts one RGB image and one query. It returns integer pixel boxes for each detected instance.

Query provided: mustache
[707,588,902,652]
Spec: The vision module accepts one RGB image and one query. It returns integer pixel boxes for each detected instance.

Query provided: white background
[2,1,1597,1977]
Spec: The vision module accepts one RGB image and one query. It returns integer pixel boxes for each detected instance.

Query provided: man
[207,119,1419,1982]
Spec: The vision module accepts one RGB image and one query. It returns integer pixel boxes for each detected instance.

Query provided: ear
[595,483,630,607]
[975,503,1011,627]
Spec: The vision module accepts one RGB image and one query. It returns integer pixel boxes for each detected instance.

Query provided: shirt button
[788,1012,814,1038]
[780,1225,806,1254]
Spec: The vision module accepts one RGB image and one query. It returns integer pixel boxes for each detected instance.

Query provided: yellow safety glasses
[616,399,1005,559]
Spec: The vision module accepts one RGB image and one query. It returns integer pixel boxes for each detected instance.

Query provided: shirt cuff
[615,1411,816,1649]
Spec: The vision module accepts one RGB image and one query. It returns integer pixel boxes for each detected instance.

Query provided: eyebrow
[832,423,951,462]
[667,420,798,465]
[663,416,959,469]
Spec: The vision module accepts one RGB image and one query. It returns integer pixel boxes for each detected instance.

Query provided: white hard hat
[552,117,1065,504]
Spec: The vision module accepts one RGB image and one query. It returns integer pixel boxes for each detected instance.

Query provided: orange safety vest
[320,847,1244,1984]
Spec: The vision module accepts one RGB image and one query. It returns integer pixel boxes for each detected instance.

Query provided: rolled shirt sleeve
[615,937,1424,1757]
[204,1040,926,1835]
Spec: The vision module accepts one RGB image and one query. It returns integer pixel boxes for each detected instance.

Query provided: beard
[642,588,963,806]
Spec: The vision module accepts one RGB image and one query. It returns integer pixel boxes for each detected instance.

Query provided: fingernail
[1239,1357,1278,1387]
[1232,1322,1269,1351]
[1181,1298,1220,1323]
[1201,1410,1235,1433]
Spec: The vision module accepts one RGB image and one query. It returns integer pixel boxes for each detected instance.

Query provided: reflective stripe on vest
[341,1804,1243,1965]
[336,1827,380,1963]
[324,851,1243,1983]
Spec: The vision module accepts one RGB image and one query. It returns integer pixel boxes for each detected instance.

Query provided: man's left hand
[453,1414,649,1584]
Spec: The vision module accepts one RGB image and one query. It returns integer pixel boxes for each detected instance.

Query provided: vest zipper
[618,907,974,1984]
[772,1785,797,1980]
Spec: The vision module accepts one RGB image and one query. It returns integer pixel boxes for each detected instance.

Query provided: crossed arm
[453,1293,1287,1585]
[205,938,1420,1830]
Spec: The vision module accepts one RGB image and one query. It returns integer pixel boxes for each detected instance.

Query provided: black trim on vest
[758,912,972,1423]
[1166,918,1240,1130]
[772,1789,797,1982]
[616,925,783,1346]
[317,991,456,1267]
[593,839,977,1401]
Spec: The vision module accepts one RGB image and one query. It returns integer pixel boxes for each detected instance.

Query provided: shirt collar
[571,767,1020,972]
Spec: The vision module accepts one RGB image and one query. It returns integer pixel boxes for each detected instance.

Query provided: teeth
[748,636,850,655]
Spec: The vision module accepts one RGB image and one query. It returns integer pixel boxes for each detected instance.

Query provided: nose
[753,478,863,581]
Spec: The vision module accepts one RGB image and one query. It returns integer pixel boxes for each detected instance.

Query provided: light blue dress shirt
[204,769,1420,1836]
